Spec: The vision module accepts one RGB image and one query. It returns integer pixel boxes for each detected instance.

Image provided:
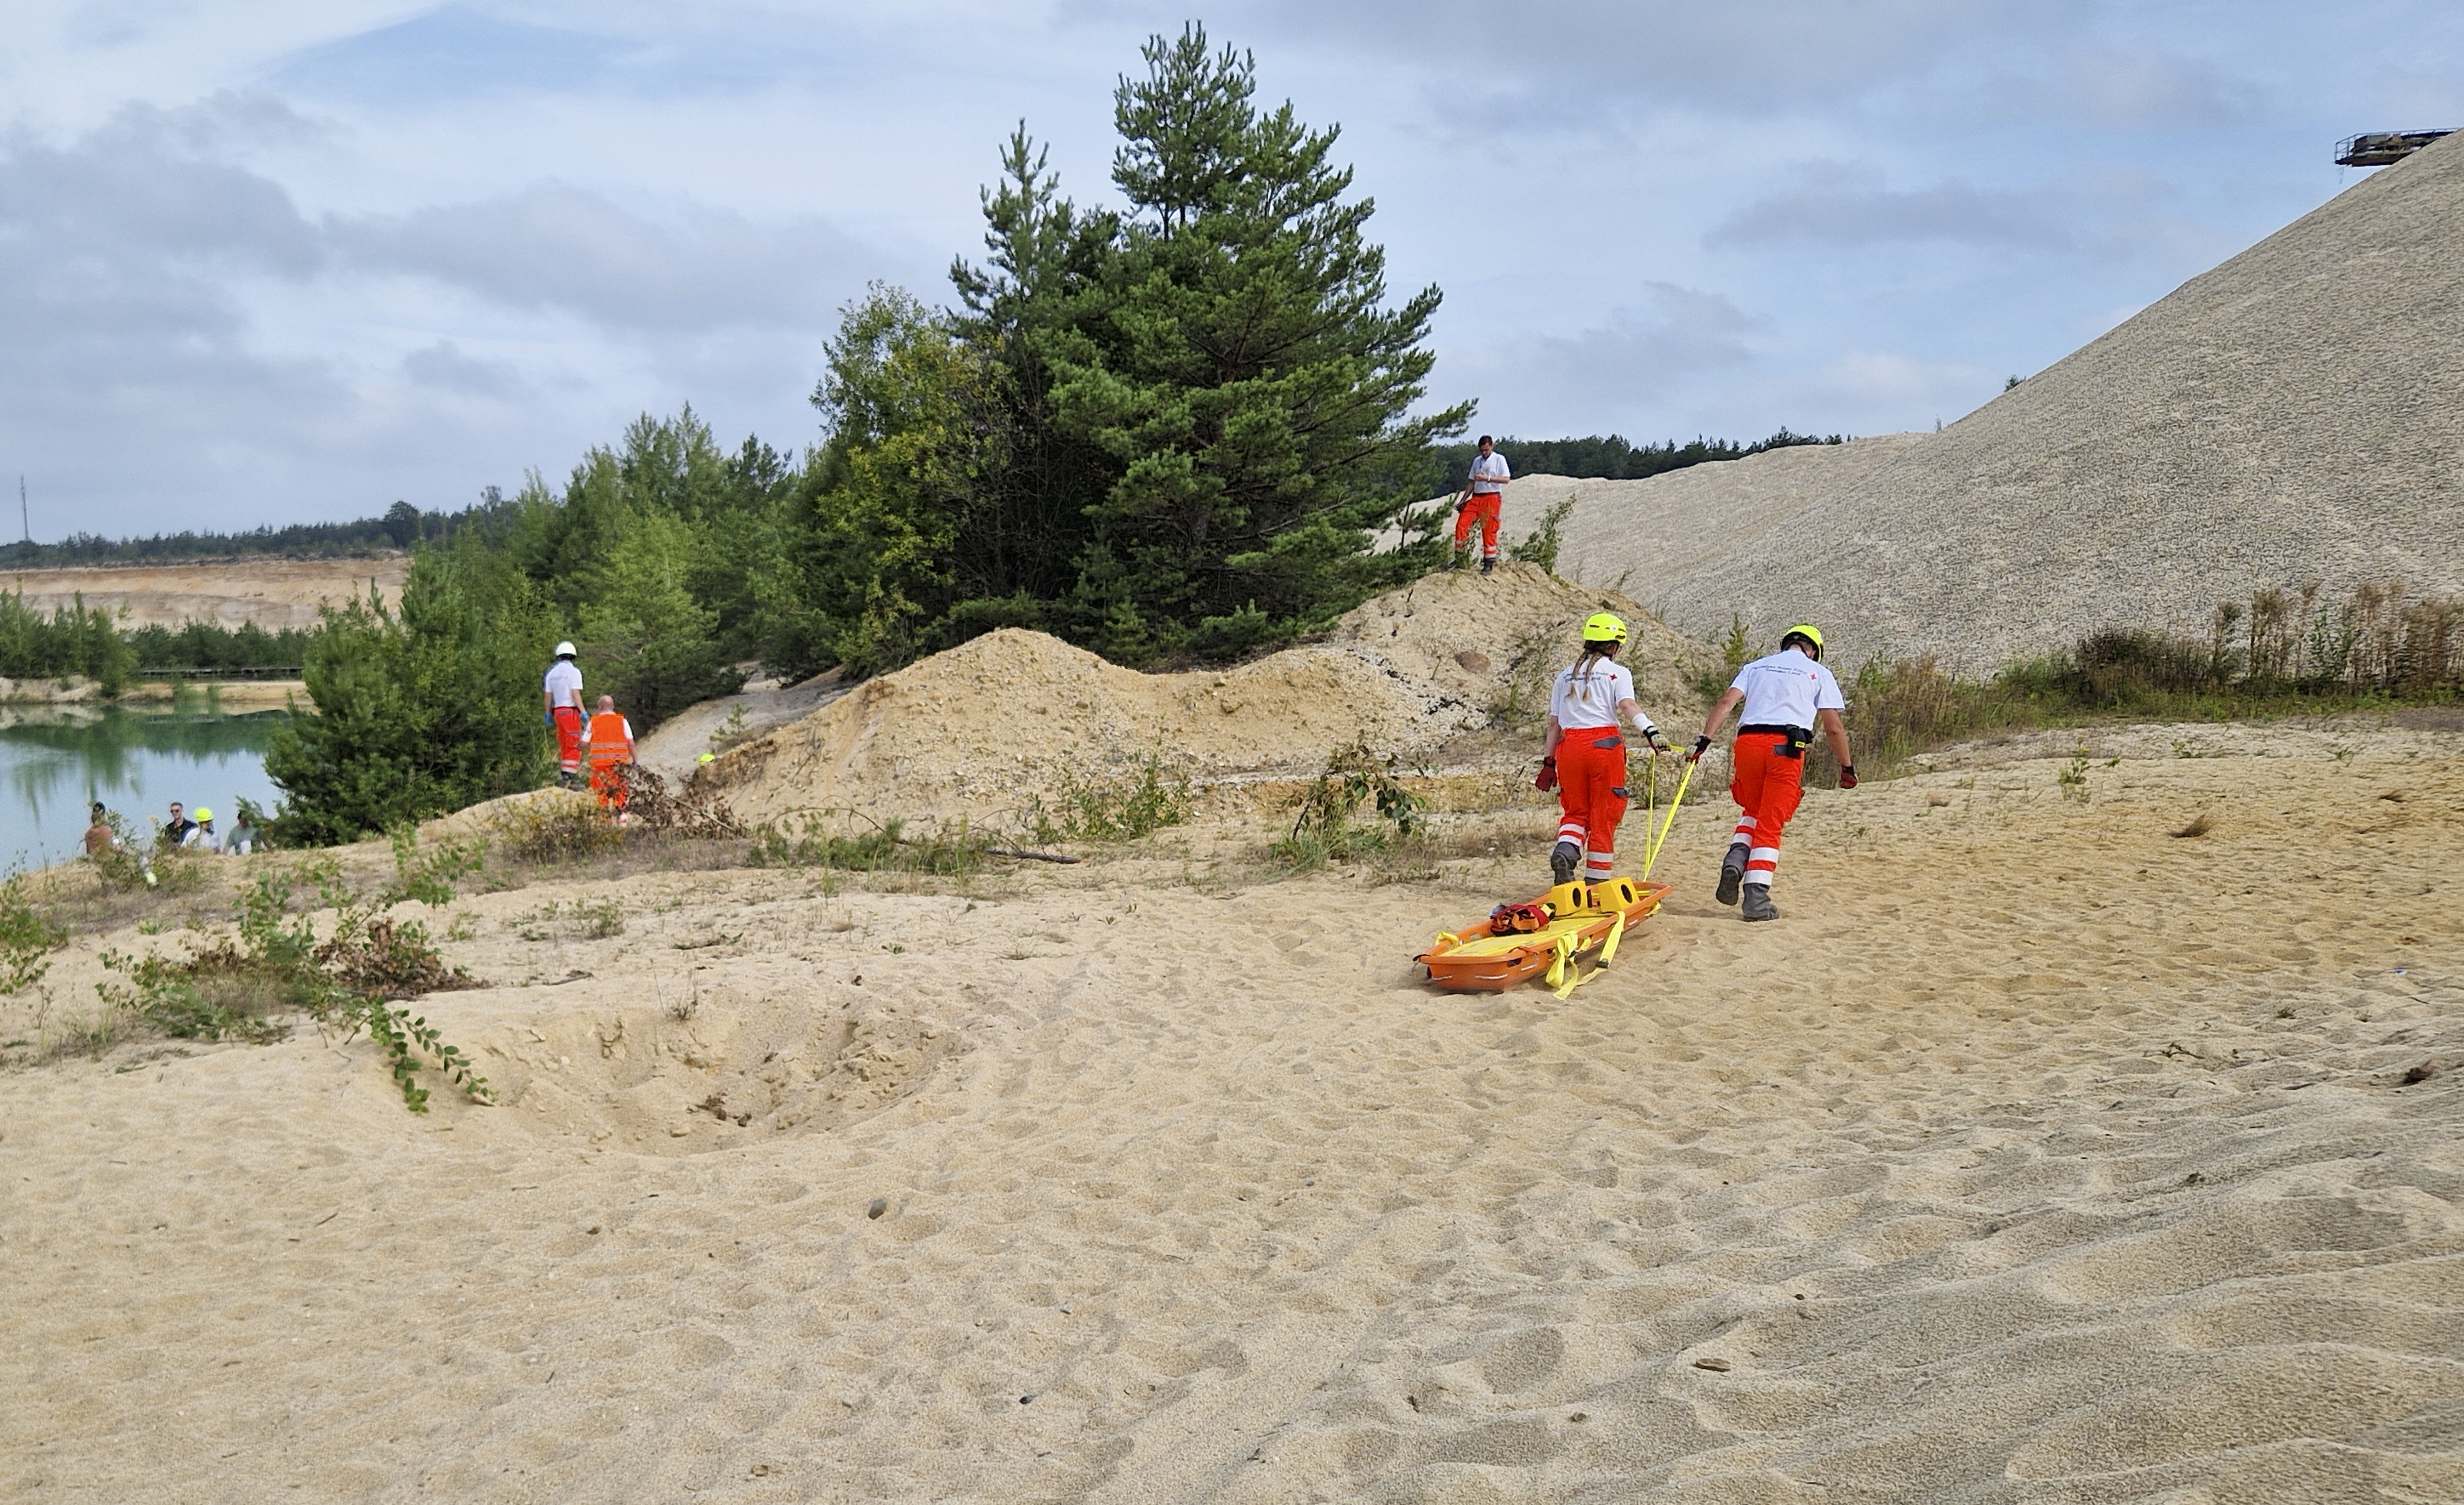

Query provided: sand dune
[4,728,2459,1502]
[703,564,1716,828]
[1478,131,2464,669]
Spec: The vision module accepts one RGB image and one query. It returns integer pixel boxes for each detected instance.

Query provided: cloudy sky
[3,2,2458,537]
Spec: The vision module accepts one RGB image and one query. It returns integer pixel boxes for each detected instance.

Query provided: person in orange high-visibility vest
[581,695,636,813]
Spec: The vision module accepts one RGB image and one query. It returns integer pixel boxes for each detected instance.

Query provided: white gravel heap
[1487,129,2464,673]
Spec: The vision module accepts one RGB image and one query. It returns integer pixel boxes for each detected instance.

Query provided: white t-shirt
[1551,656,1652,733]
[1466,452,1510,494]
[543,659,583,711]
[1733,648,1846,730]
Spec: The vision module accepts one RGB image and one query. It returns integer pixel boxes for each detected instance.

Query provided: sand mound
[4,732,2460,1500]
[1482,133,2464,669]
[701,563,1716,826]
[4,558,408,631]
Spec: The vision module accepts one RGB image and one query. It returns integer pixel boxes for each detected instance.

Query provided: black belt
[1739,724,1813,741]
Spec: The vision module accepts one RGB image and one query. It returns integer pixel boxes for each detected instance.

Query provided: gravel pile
[1486,131,2464,672]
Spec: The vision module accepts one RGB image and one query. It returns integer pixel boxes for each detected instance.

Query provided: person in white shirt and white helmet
[1687,624,1856,921]
[1537,611,1669,889]
[543,641,585,788]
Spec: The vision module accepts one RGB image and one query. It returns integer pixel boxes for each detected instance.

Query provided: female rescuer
[1537,612,1669,889]
[1688,623,1856,922]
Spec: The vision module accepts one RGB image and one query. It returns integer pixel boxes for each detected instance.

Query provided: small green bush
[1031,756,1191,844]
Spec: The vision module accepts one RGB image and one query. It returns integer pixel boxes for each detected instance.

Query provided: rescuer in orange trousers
[543,641,585,788]
[1453,435,1511,574]
[582,695,637,814]
[1689,624,1856,922]
[1536,611,1668,889]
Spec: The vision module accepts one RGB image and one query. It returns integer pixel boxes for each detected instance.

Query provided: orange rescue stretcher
[1416,877,1670,995]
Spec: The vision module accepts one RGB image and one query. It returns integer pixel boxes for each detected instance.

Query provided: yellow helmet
[1581,611,1629,645]
[1780,623,1825,660]
[194,808,212,821]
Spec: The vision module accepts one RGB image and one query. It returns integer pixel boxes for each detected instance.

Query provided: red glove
[1839,764,1858,790]
[1534,756,1557,792]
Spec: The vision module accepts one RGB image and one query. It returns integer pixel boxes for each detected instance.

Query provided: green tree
[757,285,1016,678]
[1043,26,1466,661]
[574,507,737,726]
[264,540,555,844]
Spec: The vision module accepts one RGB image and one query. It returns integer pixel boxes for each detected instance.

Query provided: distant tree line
[1431,429,1843,491]
[0,498,511,568]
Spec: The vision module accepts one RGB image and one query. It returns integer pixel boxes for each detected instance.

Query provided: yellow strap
[1543,933,1572,990]
[1641,758,1699,879]
[1598,914,1625,968]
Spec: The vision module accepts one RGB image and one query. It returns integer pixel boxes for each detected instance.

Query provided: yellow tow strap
[1640,757,1699,880]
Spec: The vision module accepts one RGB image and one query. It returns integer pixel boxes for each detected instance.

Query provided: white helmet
[554,641,577,658]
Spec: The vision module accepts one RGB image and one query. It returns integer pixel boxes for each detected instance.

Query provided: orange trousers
[1454,493,1501,558]
[553,706,584,774]
[1554,728,1630,883]
[589,758,630,812]
[1728,732,1805,886]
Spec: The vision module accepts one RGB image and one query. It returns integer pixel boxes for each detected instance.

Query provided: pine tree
[1046,25,1467,661]
[265,541,554,843]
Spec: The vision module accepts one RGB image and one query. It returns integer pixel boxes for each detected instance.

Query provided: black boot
[1551,841,1579,887]
[1480,555,1496,575]
[1715,843,1747,906]
[1741,883,1779,922]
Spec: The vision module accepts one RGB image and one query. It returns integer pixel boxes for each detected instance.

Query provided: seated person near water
[183,809,222,854]
[83,802,118,855]
[160,801,196,849]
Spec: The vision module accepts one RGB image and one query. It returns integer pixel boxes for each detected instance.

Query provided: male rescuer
[543,642,585,787]
[582,695,637,813]
[1453,436,1511,574]
[1688,624,1855,922]
[1537,612,1668,888]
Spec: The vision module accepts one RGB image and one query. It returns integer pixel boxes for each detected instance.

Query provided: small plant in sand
[1029,755,1192,844]
[0,875,69,996]
[2057,743,2092,802]
[748,812,987,877]
[495,790,626,865]
[1272,735,1424,871]
[96,826,490,1112]
[1505,497,1573,574]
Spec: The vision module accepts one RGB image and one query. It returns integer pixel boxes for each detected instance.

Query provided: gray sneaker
[1715,844,1747,906]
[1741,884,1780,922]
[1551,841,1579,887]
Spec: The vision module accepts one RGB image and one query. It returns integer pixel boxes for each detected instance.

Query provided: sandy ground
[3,727,2459,1503]
[3,559,407,631]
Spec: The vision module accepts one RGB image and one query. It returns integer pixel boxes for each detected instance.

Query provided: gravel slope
[1486,131,2464,671]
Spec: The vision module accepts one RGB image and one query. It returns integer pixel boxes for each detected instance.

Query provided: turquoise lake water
[0,704,287,869]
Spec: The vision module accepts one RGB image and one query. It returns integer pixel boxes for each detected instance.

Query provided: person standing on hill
[1538,612,1668,889]
[543,642,585,788]
[1689,625,1855,922]
[582,695,636,815]
[1454,435,1511,575]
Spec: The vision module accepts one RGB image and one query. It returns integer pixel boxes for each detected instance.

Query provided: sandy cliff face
[3,558,407,630]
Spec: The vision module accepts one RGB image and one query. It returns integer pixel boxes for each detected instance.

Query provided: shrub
[1272,735,1423,868]
[1030,755,1191,843]
[96,832,489,1110]
[265,537,555,845]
